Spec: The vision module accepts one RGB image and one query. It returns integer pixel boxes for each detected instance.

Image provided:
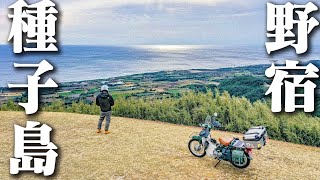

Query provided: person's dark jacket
[96,92,114,112]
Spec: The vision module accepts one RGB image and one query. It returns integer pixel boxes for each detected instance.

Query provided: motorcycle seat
[219,137,233,146]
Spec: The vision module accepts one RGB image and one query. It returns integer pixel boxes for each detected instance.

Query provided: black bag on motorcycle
[243,126,267,149]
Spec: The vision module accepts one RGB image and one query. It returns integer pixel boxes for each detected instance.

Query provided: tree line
[1,90,319,147]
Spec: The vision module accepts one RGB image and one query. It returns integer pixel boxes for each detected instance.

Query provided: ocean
[0,45,319,87]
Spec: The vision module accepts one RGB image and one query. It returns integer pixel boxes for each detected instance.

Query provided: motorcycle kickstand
[214,160,221,167]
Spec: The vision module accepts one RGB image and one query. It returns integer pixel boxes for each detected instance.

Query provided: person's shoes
[104,130,111,134]
[96,129,101,133]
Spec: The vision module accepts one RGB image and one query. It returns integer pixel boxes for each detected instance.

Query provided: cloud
[0,8,10,44]
[60,0,260,26]
[63,0,255,10]
[59,0,264,45]
[0,0,265,45]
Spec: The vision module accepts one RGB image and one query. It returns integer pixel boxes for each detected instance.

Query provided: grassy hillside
[0,112,319,179]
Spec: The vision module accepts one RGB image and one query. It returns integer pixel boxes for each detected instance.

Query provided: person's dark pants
[97,111,111,130]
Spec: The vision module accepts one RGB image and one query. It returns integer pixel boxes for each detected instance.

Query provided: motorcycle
[188,113,253,168]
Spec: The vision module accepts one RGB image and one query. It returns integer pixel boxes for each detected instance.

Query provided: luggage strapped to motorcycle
[243,126,267,150]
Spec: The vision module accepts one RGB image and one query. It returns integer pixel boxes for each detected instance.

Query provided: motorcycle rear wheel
[188,139,206,157]
[231,153,251,169]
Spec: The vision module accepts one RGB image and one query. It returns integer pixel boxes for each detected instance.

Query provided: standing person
[96,85,114,134]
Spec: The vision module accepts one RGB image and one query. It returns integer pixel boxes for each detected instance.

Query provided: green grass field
[58,90,85,97]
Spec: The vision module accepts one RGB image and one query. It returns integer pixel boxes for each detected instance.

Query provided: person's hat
[101,85,109,91]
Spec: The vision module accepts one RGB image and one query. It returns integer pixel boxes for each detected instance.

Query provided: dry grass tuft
[0,111,319,179]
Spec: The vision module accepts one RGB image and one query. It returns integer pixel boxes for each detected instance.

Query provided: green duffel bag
[232,150,245,165]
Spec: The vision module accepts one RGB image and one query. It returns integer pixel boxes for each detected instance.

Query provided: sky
[0,0,319,46]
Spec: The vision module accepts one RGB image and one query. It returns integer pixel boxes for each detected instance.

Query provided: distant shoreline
[0,63,268,89]
[1,44,319,87]
[57,64,270,85]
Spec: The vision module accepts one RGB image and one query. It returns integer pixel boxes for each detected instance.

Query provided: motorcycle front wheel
[231,153,251,169]
[188,139,206,157]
